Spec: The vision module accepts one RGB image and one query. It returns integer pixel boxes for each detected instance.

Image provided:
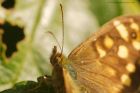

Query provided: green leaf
[89,0,123,25]
[0,81,37,93]
[0,78,56,93]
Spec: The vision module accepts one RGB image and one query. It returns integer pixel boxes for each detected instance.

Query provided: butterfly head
[50,45,72,66]
[50,46,62,66]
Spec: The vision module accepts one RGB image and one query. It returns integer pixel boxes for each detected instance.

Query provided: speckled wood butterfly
[36,15,140,93]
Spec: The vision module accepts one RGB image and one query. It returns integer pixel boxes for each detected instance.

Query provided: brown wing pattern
[68,15,140,93]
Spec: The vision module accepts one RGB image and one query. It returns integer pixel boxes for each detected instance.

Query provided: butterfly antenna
[60,4,64,56]
[47,31,61,51]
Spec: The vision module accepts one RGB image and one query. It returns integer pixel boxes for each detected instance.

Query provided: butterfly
[37,15,140,93]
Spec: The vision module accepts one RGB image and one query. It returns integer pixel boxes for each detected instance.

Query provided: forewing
[68,15,140,93]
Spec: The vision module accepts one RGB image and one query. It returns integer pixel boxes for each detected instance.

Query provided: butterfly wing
[68,15,140,93]
[63,68,81,93]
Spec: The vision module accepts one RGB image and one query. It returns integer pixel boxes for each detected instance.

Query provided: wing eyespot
[130,32,137,39]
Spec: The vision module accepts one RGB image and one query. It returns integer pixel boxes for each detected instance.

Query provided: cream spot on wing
[126,63,136,73]
[117,45,128,58]
[112,86,122,93]
[104,35,114,49]
[96,46,106,58]
[106,67,116,76]
[132,41,140,50]
[81,61,84,64]
[113,20,129,41]
[130,22,139,31]
[121,74,131,86]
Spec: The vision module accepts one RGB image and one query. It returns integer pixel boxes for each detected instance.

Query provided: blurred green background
[0,0,139,91]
